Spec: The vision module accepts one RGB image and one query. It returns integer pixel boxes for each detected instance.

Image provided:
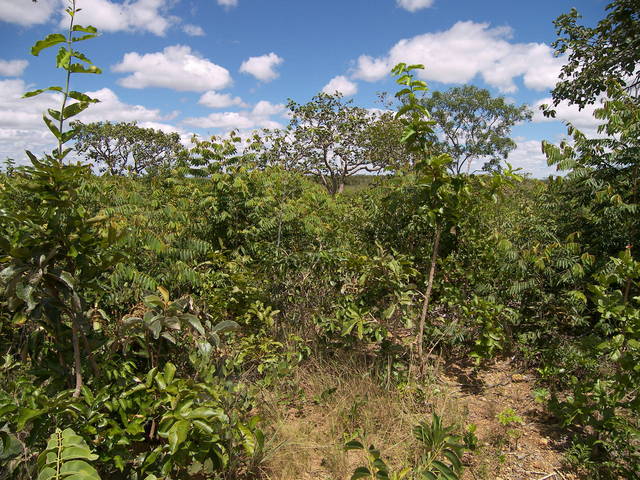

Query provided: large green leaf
[163,362,176,384]
[56,47,72,69]
[59,459,101,478]
[37,429,101,480]
[43,114,61,140]
[67,91,99,103]
[17,407,44,430]
[62,101,90,120]
[72,25,98,34]
[211,320,240,333]
[183,314,205,335]
[351,467,372,480]
[68,63,101,74]
[31,33,67,56]
[167,420,190,454]
[143,294,164,309]
[0,432,22,461]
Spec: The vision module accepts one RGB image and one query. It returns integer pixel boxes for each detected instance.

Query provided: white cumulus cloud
[184,100,285,130]
[199,91,247,109]
[113,45,232,92]
[0,0,57,26]
[183,24,205,36]
[531,97,603,137]
[251,100,285,117]
[0,59,28,77]
[2,0,183,37]
[322,76,358,96]
[69,0,175,36]
[352,21,566,93]
[218,0,238,8]
[78,88,166,124]
[240,53,284,82]
[397,0,434,12]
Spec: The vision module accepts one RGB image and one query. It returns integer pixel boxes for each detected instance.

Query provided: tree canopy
[421,85,532,174]
[73,121,183,176]
[551,0,640,108]
[259,93,401,194]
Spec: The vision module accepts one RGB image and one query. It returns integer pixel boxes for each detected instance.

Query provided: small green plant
[24,0,101,162]
[345,438,410,480]
[463,423,479,451]
[123,286,239,368]
[414,413,466,480]
[496,407,523,427]
[496,407,524,449]
[37,428,101,480]
[533,387,550,404]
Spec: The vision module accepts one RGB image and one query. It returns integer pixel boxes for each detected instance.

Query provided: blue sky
[0,0,606,176]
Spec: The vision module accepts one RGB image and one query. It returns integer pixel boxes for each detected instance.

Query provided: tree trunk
[71,315,83,398]
[70,293,84,398]
[417,224,442,366]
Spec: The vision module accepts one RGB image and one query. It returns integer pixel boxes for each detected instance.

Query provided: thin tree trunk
[71,315,83,398]
[417,224,442,365]
[623,277,631,304]
[70,292,84,398]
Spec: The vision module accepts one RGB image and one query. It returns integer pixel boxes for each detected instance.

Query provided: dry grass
[256,355,466,480]
[254,355,577,480]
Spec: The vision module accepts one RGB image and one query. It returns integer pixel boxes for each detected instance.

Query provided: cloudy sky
[1,0,605,176]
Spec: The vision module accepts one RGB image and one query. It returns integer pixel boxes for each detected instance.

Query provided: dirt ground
[258,357,576,480]
[442,359,576,480]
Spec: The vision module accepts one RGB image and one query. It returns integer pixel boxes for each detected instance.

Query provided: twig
[536,473,557,480]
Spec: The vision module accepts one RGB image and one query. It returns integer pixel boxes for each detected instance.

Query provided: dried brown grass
[256,355,466,480]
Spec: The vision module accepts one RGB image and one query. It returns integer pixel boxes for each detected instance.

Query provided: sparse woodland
[0,1,639,479]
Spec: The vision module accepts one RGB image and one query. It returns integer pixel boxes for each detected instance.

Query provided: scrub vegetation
[1,1,638,479]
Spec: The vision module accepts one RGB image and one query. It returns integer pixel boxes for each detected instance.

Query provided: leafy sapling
[24,0,101,163]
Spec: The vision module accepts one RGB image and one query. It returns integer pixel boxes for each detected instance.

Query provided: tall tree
[265,93,390,194]
[551,0,640,109]
[73,121,183,176]
[422,85,532,175]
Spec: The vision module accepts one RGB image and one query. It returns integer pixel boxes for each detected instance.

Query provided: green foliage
[4,2,640,479]
[548,251,640,478]
[23,0,101,162]
[413,414,466,480]
[179,131,247,176]
[346,414,467,480]
[544,81,639,260]
[463,296,515,364]
[37,428,101,480]
[496,408,523,427]
[551,0,640,108]
[422,85,532,174]
[261,92,392,194]
[73,121,183,176]
[0,1,119,400]
[121,286,239,368]
[345,439,410,480]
